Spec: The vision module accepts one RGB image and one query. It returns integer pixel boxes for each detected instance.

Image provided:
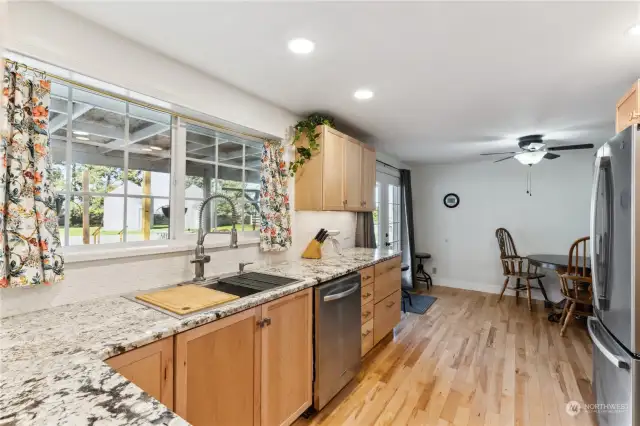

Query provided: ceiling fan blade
[544,152,560,160]
[480,151,517,156]
[494,156,514,163]
[547,143,594,151]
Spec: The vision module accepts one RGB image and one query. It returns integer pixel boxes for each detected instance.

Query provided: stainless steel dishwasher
[313,273,362,410]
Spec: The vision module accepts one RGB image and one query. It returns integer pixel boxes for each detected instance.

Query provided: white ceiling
[56,1,640,164]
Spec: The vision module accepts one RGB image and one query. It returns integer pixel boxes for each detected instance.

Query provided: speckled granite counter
[0,248,400,425]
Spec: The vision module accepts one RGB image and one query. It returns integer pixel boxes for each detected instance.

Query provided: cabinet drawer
[374,265,401,303]
[360,266,374,286]
[361,283,374,306]
[361,301,374,325]
[374,256,401,277]
[374,291,401,344]
[361,319,374,356]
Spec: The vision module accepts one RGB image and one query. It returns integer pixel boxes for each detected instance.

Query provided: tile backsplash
[0,210,357,317]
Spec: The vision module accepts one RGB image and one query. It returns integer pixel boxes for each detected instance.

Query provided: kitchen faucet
[191,193,239,281]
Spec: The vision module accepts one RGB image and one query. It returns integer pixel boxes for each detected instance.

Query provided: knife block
[301,239,322,259]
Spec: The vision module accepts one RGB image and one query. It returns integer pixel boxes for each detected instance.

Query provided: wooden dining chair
[558,236,592,336]
[496,228,547,311]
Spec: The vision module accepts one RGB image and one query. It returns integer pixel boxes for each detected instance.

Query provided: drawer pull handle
[630,111,640,120]
[363,292,372,298]
[363,311,372,318]
[362,330,372,337]
[386,301,395,308]
[362,275,372,280]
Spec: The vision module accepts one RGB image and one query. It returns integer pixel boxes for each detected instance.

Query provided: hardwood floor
[295,286,596,426]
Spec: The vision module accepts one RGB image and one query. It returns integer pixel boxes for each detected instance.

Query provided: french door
[375,168,401,251]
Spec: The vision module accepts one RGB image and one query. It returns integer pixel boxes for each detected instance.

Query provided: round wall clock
[443,193,460,208]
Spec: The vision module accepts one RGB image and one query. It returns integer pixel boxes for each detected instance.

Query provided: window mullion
[123,103,129,242]
[64,85,72,246]
[171,117,186,239]
[241,144,246,232]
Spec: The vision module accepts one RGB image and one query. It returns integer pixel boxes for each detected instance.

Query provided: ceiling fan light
[514,151,546,165]
[527,142,545,151]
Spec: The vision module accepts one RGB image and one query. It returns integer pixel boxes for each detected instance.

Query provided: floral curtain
[259,141,291,251]
[0,62,64,287]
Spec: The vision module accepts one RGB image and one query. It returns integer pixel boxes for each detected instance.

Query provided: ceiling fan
[481,135,594,165]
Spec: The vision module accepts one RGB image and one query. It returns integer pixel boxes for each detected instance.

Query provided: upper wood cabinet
[174,307,261,426]
[616,79,640,133]
[261,289,313,426]
[106,337,174,410]
[361,145,376,211]
[295,125,375,212]
[322,129,346,210]
[344,137,363,211]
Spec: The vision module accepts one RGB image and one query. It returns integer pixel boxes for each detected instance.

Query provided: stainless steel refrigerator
[590,124,640,426]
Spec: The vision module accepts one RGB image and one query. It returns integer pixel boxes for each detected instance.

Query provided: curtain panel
[400,169,417,289]
[0,63,64,287]
[259,141,291,251]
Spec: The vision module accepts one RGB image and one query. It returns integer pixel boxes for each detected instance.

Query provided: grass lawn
[65,226,169,236]
[64,225,248,236]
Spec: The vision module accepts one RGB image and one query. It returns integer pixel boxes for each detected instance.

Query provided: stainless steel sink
[123,272,300,318]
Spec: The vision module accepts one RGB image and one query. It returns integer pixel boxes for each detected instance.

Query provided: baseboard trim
[432,278,547,301]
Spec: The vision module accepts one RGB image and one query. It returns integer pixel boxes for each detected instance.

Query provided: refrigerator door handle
[590,156,602,311]
[587,317,629,370]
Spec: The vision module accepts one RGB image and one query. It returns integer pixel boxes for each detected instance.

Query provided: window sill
[62,237,260,264]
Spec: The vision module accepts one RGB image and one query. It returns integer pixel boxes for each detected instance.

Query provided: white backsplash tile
[0,210,357,317]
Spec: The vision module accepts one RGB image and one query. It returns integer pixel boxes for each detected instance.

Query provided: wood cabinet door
[374,290,401,344]
[344,138,363,211]
[175,307,261,426]
[322,129,346,211]
[616,80,640,133]
[261,289,313,426]
[294,125,324,211]
[361,145,376,211]
[106,337,174,409]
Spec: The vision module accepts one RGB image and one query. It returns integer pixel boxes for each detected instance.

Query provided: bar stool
[401,263,412,312]
[416,252,433,289]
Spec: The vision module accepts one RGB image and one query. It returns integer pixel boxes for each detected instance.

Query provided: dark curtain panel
[355,212,377,249]
[400,169,417,289]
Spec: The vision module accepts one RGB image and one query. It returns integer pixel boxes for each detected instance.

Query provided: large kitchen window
[38,62,266,254]
[51,81,173,246]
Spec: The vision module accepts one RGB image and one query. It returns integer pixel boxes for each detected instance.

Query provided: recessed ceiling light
[75,136,90,141]
[73,131,89,136]
[288,38,315,54]
[627,23,640,36]
[354,89,374,100]
[141,148,153,152]
[149,146,163,151]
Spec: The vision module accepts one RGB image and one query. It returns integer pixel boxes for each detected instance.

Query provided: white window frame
[20,63,267,263]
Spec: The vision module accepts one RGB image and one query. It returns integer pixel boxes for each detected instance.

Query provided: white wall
[6,2,295,140]
[412,151,595,300]
[0,3,357,317]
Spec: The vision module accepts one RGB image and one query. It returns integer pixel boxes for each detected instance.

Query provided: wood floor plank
[295,287,596,426]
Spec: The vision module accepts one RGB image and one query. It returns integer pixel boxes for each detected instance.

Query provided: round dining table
[527,254,591,322]
[527,254,591,273]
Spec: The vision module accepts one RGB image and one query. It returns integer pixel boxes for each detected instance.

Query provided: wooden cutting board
[136,285,239,315]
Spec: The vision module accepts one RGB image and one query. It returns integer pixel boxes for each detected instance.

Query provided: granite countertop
[0,247,400,425]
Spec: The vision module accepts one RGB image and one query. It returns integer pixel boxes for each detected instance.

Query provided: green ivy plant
[289,113,335,177]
